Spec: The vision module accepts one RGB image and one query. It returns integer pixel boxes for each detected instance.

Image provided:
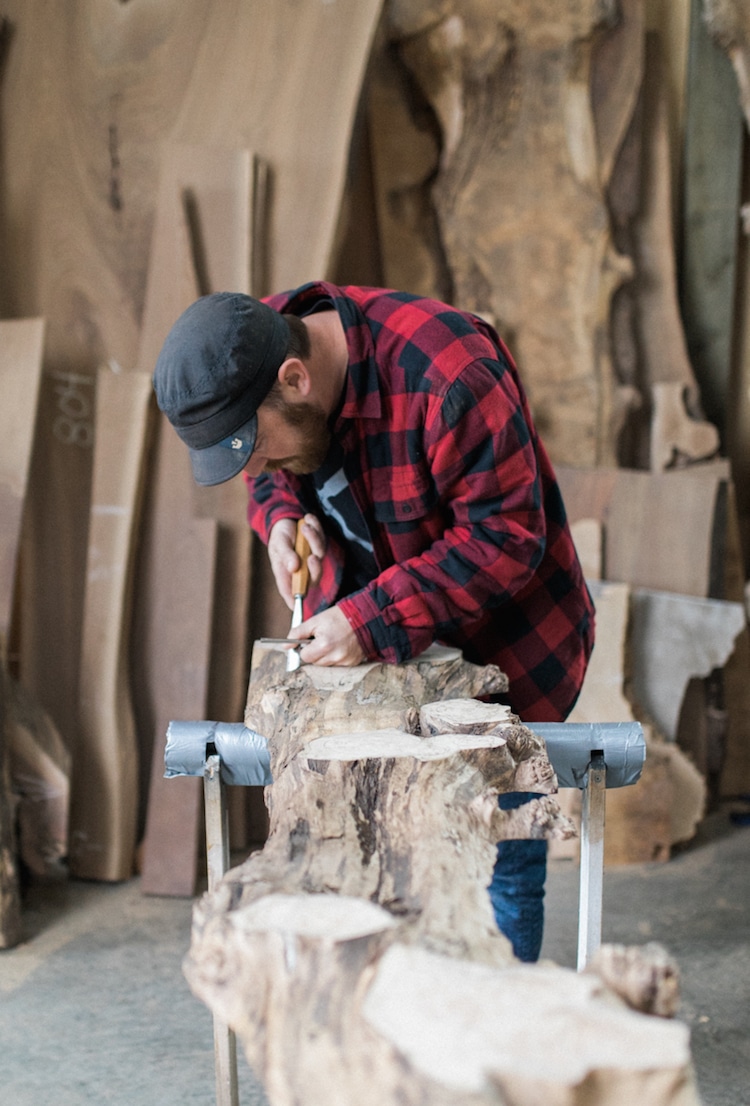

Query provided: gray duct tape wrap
[163,719,645,792]
[164,720,273,786]
[530,721,646,789]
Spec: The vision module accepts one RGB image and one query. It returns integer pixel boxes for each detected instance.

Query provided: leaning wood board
[556,461,731,598]
[0,317,45,657]
[0,0,383,773]
[139,511,216,896]
[69,368,153,881]
[135,146,253,894]
[680,0,744,432]
[0,318,44,945]
[137,143,258,727]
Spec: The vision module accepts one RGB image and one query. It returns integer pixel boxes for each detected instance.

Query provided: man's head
[154,292,304,486]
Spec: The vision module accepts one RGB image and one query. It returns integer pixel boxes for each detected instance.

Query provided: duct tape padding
[164,721,272,786]
[530,721,646,789]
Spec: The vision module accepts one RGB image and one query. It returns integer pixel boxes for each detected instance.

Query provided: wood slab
[0,318,45,656]
[377,0,638,467]
[0,318,44,945]
[69,368,153,881]
[556,461,730,597]
[628,588,745,744]
[681,0,745,433]
[138,513,216,897]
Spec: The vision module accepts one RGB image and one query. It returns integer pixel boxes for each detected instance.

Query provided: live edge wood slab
[184,647,700,1106]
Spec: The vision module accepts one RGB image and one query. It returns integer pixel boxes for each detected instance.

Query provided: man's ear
[277,357,311,398]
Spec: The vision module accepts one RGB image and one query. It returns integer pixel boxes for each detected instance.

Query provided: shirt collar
[278,281,382,422]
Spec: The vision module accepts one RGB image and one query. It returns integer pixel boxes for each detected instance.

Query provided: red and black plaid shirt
[246,283,595,722]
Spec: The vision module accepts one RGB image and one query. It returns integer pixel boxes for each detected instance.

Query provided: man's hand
[292,605,366,666]
[268,514,326,608]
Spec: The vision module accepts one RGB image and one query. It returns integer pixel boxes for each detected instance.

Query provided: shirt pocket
[370,466,439,526]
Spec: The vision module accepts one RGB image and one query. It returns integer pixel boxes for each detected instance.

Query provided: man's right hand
[268,514,326,609]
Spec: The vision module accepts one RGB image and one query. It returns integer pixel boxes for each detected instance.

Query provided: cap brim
[189,414,258,487]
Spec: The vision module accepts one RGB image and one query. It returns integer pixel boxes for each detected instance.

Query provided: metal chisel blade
[287,520,311,671]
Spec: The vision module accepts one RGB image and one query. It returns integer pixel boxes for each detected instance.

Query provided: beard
[263,399,332,475]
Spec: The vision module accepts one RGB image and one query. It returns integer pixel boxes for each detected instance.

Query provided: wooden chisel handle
[291,518,311,598]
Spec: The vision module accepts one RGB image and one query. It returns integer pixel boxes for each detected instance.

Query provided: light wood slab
[69,368,153,881]
[0,318,45,656]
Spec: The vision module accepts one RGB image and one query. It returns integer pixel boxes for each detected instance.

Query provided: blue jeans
[487,792,547,962]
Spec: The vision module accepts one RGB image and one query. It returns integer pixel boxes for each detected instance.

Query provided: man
[154,283,595,961]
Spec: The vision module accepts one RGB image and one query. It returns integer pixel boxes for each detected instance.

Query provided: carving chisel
[287,519,311,671]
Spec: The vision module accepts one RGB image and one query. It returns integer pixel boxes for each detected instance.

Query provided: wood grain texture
[376,0,636,467]
[182,649,699,1106]
[0,318,45,656]
[0,0,382,768]
[556,461,730,597]
[69,368,153,881]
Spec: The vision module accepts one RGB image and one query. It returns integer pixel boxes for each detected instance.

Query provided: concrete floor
[0,809,747,1106]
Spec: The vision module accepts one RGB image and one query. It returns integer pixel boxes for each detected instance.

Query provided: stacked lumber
[0,0,383,889]
[183,647,701,1106]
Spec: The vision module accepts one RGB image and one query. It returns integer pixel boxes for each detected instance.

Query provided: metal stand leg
[577,752,606,971]
[204,754,240,1106]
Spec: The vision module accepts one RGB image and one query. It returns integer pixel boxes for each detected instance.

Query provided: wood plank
[69,368,152,881]
[139,514,216,897]
[0,318,45,657]
[0,318,44,945]
[135,144,261,891]
[556,462,730,597]
[680,0,744,435]
[628,588,745,742]
[138,143,256,726]
[631,33,720,467]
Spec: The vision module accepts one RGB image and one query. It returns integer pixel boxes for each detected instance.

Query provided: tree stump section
[184,647,700,1105]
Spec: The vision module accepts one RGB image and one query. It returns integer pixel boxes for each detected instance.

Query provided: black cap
[153,293,290,486]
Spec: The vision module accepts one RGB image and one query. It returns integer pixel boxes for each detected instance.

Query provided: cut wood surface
[184,648,700,1105]
[69,368,153,881]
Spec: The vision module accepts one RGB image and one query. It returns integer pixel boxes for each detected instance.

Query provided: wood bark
[184,649,700,1106]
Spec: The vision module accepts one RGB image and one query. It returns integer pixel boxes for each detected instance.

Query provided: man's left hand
[291,605,365,666]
